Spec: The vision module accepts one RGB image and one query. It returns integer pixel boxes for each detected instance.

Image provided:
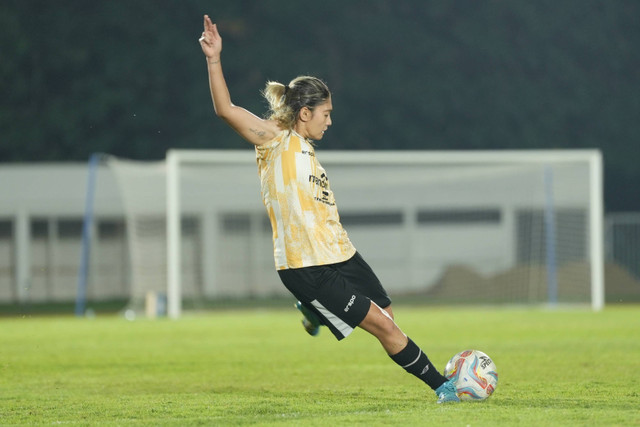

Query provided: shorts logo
[344,295,356,312]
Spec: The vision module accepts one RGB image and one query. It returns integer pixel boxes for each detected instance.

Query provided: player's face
[307,98,333,140]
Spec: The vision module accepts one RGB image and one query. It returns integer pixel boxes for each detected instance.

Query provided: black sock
[389,338,447,390]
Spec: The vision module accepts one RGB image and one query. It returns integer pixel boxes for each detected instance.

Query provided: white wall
[0,152,598,305]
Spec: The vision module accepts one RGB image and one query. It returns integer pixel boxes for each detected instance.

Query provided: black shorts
[278,252,391,341]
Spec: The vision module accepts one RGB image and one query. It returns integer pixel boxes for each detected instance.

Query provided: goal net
[107,149,604,317]
[106,157,167,315]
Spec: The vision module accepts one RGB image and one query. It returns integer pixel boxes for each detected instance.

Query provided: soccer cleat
[295,301,321,336]
[435,380,461,404]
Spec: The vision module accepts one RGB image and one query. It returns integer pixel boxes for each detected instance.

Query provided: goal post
[167,151,179,319]
[588,151,605,311]
[164,148,604,318]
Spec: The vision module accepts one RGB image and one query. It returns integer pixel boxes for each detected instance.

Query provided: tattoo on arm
[249,128,266,138]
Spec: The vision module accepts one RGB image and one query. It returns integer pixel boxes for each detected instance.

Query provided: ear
[298,106,312,122]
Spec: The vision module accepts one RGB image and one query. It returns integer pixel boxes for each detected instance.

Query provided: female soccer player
[198,14,459,404]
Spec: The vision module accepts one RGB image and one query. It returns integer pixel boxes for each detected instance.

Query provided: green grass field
[1,305,639,426]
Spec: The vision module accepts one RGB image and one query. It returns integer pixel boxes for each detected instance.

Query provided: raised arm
[199,15,279,145]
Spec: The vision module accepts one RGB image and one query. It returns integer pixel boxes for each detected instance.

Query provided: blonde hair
[262,76,331,130]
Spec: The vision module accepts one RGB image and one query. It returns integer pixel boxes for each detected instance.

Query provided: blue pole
[75,153,101,316]
[543,165,558,306]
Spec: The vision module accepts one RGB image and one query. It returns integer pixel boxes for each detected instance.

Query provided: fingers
[201,15,212,44]
[202,15,219,36]
[200,15,221,46]
[204,14,215,32]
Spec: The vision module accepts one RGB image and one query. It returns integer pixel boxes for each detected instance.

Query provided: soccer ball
[443,350,498,401]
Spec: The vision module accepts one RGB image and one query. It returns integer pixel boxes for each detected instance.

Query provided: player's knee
[379,317,399,338]
[364,308,398,338]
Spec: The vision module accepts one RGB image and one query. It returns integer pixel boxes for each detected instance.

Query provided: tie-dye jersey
[255,130,356,270]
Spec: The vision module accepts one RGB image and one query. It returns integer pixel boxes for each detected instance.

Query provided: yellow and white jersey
[256,130,356,270]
